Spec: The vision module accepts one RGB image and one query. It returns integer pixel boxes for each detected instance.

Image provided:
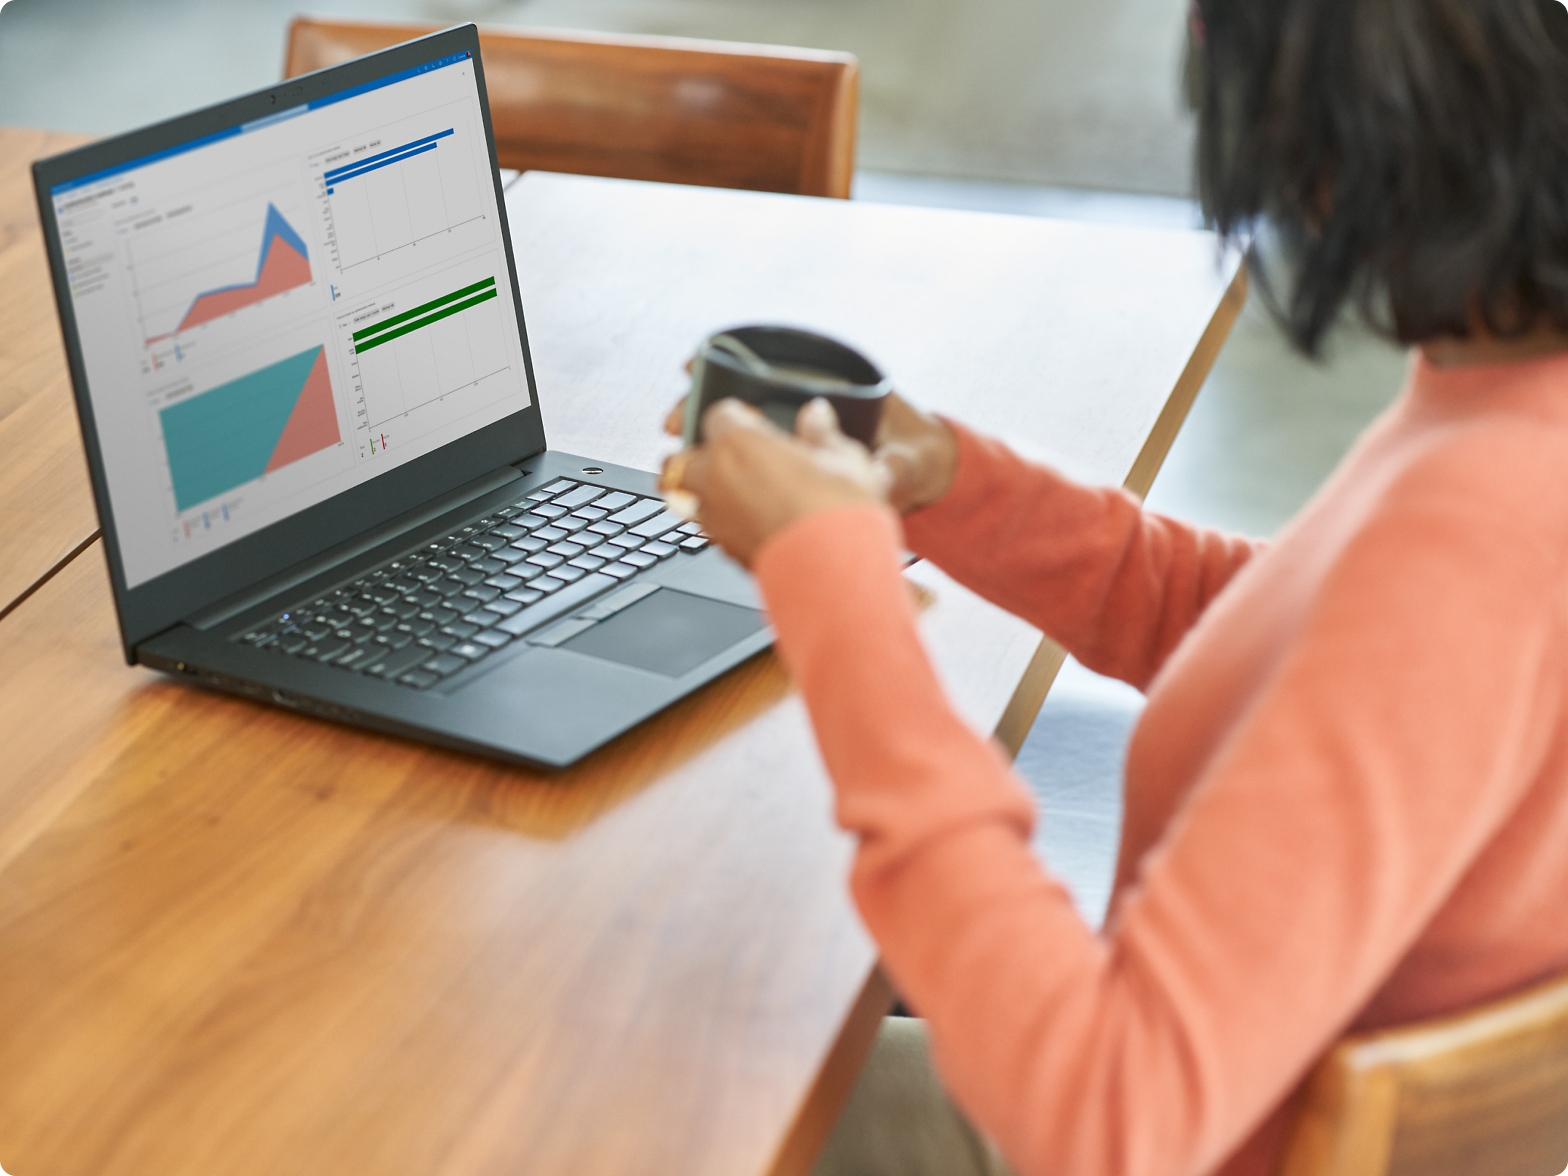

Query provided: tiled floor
[0,0,1412,926]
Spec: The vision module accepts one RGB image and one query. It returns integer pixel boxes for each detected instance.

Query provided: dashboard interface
[49,51,532,589]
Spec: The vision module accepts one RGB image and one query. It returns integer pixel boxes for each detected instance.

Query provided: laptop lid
[32,24,545,658]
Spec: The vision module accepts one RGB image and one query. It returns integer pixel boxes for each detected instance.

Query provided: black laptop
[32,24,773,769]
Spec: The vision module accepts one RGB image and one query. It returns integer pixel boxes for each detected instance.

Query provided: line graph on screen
[143,204,314,346]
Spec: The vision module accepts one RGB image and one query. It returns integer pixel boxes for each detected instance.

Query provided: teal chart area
[159,346,341,511]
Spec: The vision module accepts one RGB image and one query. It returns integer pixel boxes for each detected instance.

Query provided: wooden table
[0,125,1244,1176]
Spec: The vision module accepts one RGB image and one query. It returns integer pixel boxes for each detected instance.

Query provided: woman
[666,1,1568,1173]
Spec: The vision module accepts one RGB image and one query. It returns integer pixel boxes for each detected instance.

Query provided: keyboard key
[554,484,606,509]
[486,572,523,591]
[680,535,709,551]
[532,575,567,594]
[571,506,610,521]
[334,644,378,671]
[644,541,679,559]
[422,653,467,676]
[344,597,380,617]
[473,557,506,576]
[630,510,682,539]
[490,523,527,540]
[512,562,548,581]
[601,562,638,581]
[383,599,419,619]
[552,564,588,583]
[419,633,459,653]
[450,566,485,586]
[462,584,502,604]
[587,520,624,538]
[607,534,645,551]
[450,641,491,661]
[410,589,441,608]
[451,543,487,561]
[481,596,523,617]
[470,534,508,551]
[472,629,512,649]
[595,491,636,512]
[364,613,397,634]
[526,552,566,570]
[534,526,568,543]
[375,631,414,651]
[396,618,436,639]
[305,637,350,661]
[275,632,309,654]
[494,572,619,637]
[554,516,591,534]
[531,503,570,519]
[399,669,441,690]
[621,550,660,569]
[588,542,625,561]
[443,621,481,639]
[432,578,468,598]
[367,584,400,602]
[420,606,459,626]
[533,478,577,498]
[546,541,585,558]
[569,555,607,571]
[677,520,704,536]
[427,554,464,572]
[493,547,530,566]
[508,535,548,554]
[364,645,432,679]
[608,498,664,526]
[385,578,419,594]
[505,587,544,606]
[519,513,557,530]
[495,505,523,519]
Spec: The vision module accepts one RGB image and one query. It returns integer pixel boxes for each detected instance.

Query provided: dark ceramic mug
[680,325,892,448]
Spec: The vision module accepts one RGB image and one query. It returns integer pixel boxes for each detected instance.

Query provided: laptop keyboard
[231,477,708,690]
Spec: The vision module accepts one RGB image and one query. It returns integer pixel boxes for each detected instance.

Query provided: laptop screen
[48,49,533,590]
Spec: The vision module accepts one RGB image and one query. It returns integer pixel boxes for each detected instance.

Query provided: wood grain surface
[1280,970,1568,1176]
[0,160,1242,1176]
[0,127,98,620]
[285,18,859,198]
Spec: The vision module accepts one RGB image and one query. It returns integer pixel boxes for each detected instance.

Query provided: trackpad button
[558,588,766,677]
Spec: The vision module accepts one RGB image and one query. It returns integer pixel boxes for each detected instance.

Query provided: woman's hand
[661,390,959,518]
[873,393,959,513]
[662,398,889,568]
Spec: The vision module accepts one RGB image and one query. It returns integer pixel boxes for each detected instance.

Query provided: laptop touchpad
[557,588,766,678]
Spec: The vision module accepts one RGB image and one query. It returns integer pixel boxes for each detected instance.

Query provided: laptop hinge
[188,464,526,631]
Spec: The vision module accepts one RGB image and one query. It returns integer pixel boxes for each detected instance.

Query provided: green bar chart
[160,345,340,512]
[353,276,497,354]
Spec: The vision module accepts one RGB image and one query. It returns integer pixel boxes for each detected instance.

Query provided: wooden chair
[283,17,859,199]
[1279,971,1568,1176]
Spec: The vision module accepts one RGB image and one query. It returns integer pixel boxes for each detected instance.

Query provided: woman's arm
[900,419,1262,690]
[755,478,1563,1176]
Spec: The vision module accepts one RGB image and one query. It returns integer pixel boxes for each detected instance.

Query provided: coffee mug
[680,325,892,448]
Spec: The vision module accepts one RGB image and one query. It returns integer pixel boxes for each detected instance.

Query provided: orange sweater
[753,352,1568,1176]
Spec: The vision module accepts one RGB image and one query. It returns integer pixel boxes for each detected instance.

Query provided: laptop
[32,24,773,769]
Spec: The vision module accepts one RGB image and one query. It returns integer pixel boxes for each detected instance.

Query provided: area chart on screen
[159,345,340,511]
[145,205,313,346]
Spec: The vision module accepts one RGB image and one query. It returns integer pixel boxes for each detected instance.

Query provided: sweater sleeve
[901,422,1263,690]
[754,483,1563,1176]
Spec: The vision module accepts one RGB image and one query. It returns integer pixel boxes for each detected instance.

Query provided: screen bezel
[31,24,547,659]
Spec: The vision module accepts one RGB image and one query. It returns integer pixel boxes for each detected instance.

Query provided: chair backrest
[284,17,859,199]
[1280,971,1568,1176]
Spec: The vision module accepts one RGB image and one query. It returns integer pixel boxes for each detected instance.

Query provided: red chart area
[147,204,313,345]
[265,347,340,472]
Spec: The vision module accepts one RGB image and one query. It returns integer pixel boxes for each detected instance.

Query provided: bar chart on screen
[158,344,342,512]
[341,260,514,456]
[317,120,490,273]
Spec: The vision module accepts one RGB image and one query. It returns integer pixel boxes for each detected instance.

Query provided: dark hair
[1195,0,1568,355]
